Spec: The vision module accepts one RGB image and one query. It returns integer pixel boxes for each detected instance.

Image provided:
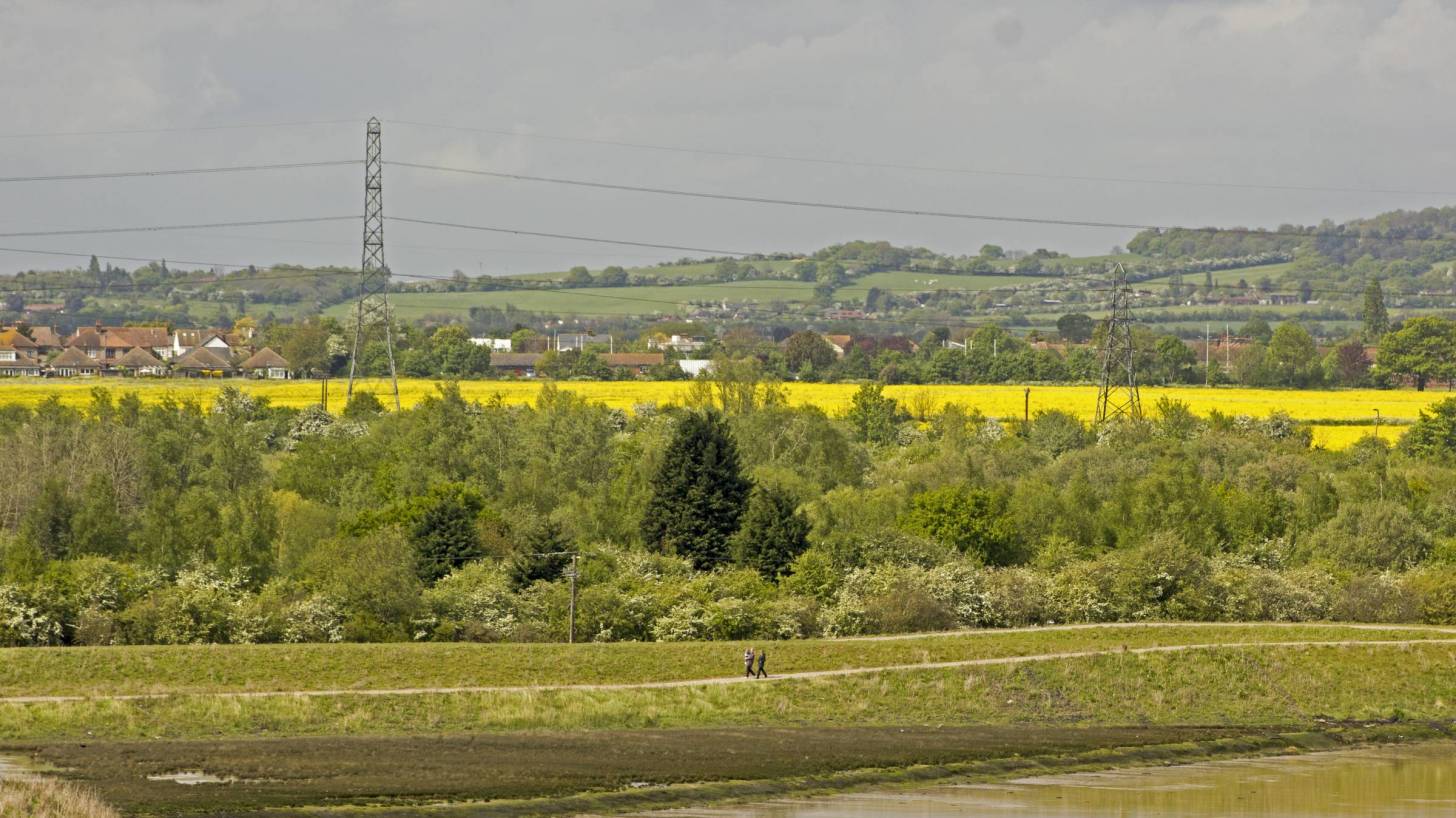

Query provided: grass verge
[2,623,1448,698]
[3,642,1453,741]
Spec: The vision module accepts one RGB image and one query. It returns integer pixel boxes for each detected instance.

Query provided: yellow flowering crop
[1,378,1445,449]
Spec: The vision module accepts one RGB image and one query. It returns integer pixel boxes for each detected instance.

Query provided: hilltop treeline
[1130,206,1456,266]
[4,375,1456,647]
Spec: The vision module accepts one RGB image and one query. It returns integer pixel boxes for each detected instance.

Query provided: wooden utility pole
[566,553,579,644]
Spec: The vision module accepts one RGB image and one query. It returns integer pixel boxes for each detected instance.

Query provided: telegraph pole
[1095,263,1142,425]
[565,553,579,644]
[346,117,401,410]
[1204,323,1211,386]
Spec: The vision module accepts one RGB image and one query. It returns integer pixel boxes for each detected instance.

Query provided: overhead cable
[0,160,359,184]
[388,118,1456,198]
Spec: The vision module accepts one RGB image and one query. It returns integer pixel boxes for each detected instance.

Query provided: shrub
[117,565,254,644]
[1211,558,1333,621]
[423,561,521,642]
[0,584,64,646]
[1332,573,1423,623]
[1408,567,1456,624]
[1304,501,1432,570]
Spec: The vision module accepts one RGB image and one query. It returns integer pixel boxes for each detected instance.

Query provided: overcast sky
[3,0,1455,278]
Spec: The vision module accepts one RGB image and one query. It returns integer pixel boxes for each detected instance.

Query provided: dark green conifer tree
[730,485,810,579]
[641,410,750,570]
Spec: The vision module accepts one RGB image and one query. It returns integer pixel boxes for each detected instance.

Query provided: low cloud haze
[3,0,1454,276]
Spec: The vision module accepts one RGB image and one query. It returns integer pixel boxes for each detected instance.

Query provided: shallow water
[656,743,1456,817]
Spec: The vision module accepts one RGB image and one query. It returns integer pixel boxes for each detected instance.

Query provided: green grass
[508,260,798,283]
[327,280,820,319]
[3,639,1452,741]
[837,270,1029,295]
[2,624,1445,698]
[1140,262,1296,286]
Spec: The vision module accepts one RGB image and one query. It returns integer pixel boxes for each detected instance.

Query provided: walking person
[743,647,755,678]
[755,648,768,679]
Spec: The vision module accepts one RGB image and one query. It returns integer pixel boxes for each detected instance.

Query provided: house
[27,327,65,357]
[824,309,865,321]
[602,352,664,375]
[172,346,233,377]
[677,359,713,378]
[66,324,137,365]
[66,324,171,366]
[0,329,43,377]
[471,337,513,352]
[239,347,292,379]
[555,332,613,352]
[488,352,543,377]
[49,347,100,377]
[171,329,233,359]
[110,346,169,377]
[648,334,707,354]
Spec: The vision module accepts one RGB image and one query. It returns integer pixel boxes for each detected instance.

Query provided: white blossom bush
[422,561,522,641]
[280,595,346,643]
[118,564,253,644]
[0,585,64,646]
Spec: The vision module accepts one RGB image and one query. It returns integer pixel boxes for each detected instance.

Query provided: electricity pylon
[1095,262,1141,425]
[346,117,400,410]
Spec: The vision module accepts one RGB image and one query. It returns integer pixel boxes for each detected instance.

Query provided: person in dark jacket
[755,648,768,678]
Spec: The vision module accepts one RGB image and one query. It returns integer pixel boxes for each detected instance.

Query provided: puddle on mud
[646,742,1456,817]
[146,770,237,785]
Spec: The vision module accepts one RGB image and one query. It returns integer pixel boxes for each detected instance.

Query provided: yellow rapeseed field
[1,378,1447,449]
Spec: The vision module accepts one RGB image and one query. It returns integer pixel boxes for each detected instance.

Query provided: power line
[0,216,357,239]
[389,118,1456,198]
[388,161,1456,243]
[0,160,359,184]
[147,230,667,260]
[0,119,358,140]
[393,216,753,256]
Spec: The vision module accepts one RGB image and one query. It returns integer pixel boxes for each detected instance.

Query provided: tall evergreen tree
[641,411,750,570]
[730,485,810,579]
[1363,279,1389,341]
[411,483,486,583]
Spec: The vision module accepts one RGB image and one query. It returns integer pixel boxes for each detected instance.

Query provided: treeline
[4,375,1456,647]
[1129,206,1456,265]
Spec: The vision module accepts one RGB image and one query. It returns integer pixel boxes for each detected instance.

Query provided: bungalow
[489,352,543,377]
[111,346,168,377]
[0,329,43,377]
[172,346,233,378]
[239,347,292,379]
[27,326,65,357]
[49,347,101,377]
[603,352,664,375]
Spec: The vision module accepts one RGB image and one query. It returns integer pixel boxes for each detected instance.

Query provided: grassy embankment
[0,380,1435,448]
[3,624,1455,815]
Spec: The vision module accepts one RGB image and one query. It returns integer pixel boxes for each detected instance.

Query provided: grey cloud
[0,0,1451,277]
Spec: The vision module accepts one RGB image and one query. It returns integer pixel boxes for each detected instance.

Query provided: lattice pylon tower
[346,117,400,410]
[1094,262,1142,425]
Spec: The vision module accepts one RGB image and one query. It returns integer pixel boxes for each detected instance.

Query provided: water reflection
[655,743,1456,817]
